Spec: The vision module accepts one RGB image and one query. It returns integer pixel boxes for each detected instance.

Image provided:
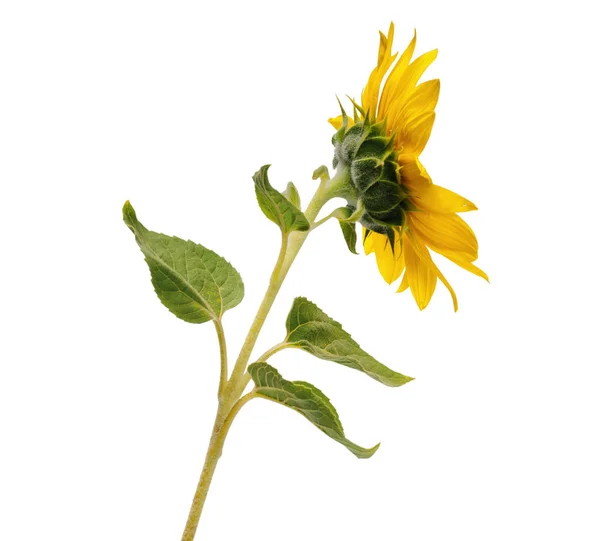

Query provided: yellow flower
[329,23,487,311]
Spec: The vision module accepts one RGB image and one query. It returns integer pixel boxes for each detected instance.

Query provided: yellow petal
[404,79,440,117]
[409,212,479,259]
[403,237,437,310]
[414,184,477,213]
[397,111,435,157]
[363,230,405,284]
[429,247,489,282]
[392,49,438,105]
[407,232,459,311]
[362,23,397,116]
[400,160,477,213]
[389,79,440,131]
[377,23,393,65]
[379,30,417,118]
[399,158,432,183]
[363,228,376,254]
[397,271,409,292]
[328,115,343,130]
[328,115,355,130]
[371,231,390,252]
[375,236,405,284]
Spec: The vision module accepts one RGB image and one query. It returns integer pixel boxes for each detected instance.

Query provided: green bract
[331,111,414,244]
[334,205,359,254]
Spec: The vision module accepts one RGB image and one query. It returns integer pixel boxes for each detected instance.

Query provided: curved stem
[181,391,256,541]
[214,319,228,398]
[225,232,289,394]
[312,210,337,229]
[181,176,335,540]
[226,179,330,400]
[238,341,289,392]
[254,342,289,365]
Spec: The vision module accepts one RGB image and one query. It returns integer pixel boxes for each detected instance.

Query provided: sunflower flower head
[331,108,415,245]
[328,23,488,311]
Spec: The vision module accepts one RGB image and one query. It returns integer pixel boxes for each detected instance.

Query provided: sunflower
[329,23,487,311]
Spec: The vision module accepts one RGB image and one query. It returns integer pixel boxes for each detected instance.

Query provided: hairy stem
[237,342,290,391]
[180,392,255,541]
[226,179,330,398]
[254,342,290,365]
[181,177,334,540]
[225,232,291,395]
[214,319,228,398]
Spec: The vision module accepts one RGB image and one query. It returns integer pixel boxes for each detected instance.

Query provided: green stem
[214,319,228,398]
[224,233,290,396]
[181,176,335,540]
[312,211,337,229]
[180,392,255,541]
[225,179,330,398]
[254,342,289,364]
[238,342,289,391]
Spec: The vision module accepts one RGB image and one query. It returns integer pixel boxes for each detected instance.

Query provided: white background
[1,1,599,540]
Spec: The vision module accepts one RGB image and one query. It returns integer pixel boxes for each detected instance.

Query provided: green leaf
[248,362,379,458]
[285,297,413,387]
[253,165,310,233]
[123,201,244,324]
[282,181,301,209]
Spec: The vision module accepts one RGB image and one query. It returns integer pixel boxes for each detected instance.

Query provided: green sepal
[282,181,301,209]
[248,362,379,458]
[335,95,349,132]
[334,205,358,254]
[285,297,413,387]
[339,220,358,255]
[253,165,310,234]
[123,201,244,324]
[346,95,366,118]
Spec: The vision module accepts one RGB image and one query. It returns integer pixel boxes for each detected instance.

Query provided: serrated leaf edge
[123,201,244,322]
[284,296,414,387]
[253,165,310,233]
[248,362,379,459]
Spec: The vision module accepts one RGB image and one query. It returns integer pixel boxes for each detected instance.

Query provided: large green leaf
[253,165,310,234]
[123,201,244,324]
[248,362,379,458]
[285,297,413,387]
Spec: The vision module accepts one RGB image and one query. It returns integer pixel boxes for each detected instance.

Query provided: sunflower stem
[225,177,332,398]
[180,392,256,541]
[214,319,228,399]
[237,342,290,391]
[180,176,334,540]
